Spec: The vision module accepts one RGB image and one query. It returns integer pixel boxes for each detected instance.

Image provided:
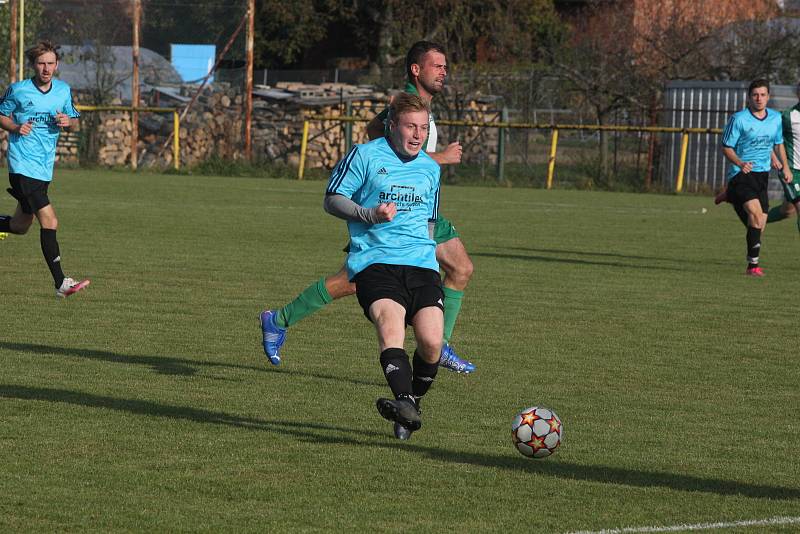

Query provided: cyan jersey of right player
[721,107,783,180]
[326,137,441,280]
[0,78,80,181]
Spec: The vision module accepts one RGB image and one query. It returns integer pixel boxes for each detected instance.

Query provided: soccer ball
[511,406,563,458]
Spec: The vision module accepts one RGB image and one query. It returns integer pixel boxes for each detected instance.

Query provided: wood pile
[0,84,503,170]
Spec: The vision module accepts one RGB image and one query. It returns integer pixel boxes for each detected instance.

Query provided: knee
[325,273,356,299]
[10,219,32,235]
[416,339,443,364]
[445,257,474,286]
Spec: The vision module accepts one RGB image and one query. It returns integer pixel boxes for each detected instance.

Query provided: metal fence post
[497,106,507,182]
[676,130,689,193]
[344,101,353,155]
[298,120,310,180]
[173,111,180,170]
[547,128,559,189]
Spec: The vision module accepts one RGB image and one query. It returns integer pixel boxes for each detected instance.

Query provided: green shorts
[434,215,460,245]
[782,169,800,204]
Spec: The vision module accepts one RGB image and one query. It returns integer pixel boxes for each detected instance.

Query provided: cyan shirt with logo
[326,137,441,279]
[722,107,783,181]
[0,78,80,181]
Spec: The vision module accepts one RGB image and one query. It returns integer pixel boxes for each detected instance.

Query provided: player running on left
[0,41,89,298]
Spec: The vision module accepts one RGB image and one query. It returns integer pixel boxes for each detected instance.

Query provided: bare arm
[0,114,32,136]
[721,146,752,174]
[427,141,462,165]
[775,143,792,183]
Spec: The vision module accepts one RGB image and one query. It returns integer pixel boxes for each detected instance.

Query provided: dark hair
[748,78,770,95]
[405,41,446,81]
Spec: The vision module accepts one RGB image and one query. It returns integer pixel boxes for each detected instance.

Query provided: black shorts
[354,264,444,325]
[7,173,51,214]
[728,171,769,213]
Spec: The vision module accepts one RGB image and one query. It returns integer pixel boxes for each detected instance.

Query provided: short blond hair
[389,92,430,123]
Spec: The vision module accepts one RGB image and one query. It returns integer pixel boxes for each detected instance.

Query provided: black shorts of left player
[354,263,444,325]
[7,173,51,214]
[728,171,769,224]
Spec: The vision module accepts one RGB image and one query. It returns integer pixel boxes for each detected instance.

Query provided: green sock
[767,206,787,223]
[277,277,333,328]
[442,286,464,344]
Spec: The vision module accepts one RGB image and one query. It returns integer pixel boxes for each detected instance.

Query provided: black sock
[40,228,65,288]
[0,215,10,232]
[379,348,413,400]
[746,226,761,268]
[411,350,439,402]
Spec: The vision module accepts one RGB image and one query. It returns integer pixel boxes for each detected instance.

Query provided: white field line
[566,515,800,534]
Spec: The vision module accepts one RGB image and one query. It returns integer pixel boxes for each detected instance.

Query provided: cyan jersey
[721,107,783,180]
[326,137,441,279]
[0,78,80,181]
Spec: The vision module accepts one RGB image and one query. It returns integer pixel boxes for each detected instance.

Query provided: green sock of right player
[277,277,333,328]
[442,286,464,344]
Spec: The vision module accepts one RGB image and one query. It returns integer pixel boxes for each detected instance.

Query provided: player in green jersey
[765,81,800,233]
[260,41,475,373]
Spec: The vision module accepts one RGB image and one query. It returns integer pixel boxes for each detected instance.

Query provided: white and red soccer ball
[512,406,563,458]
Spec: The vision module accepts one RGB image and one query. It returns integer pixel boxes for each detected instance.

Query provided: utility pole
[132,0,141,170]
[9,0,17,83]
[244,0,254,160]
[18,0,24,81]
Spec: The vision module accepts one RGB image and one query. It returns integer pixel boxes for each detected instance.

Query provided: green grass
[1,169,798,532]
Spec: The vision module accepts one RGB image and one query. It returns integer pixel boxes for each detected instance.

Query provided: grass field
[1,169,798,532]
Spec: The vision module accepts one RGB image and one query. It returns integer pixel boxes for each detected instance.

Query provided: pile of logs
[0,83,503,170]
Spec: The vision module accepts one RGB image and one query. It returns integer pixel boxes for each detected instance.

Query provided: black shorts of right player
[728,171,769,224]
[7,173,51,214]
[354,263,444,325]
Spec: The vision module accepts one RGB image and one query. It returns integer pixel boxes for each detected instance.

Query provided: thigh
[406,267,444,325]
[369,298,407,350]
[411,306,443,361]
[435,236,471,274]
[354,264,410,321]
[8,173,51,214]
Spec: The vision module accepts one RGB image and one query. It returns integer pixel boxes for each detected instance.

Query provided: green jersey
[781,104,800,170]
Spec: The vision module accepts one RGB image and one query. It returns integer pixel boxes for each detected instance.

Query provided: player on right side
[720,79,792,277]
[764,81,800,234]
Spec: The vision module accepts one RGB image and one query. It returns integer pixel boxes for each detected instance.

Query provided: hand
[771,152,783,170]
[17,121,33,136]
[740,161,753,174]
[55,113,71,128]
[783,167,793,184]
[439,141,462,164]
[375,202,397,222]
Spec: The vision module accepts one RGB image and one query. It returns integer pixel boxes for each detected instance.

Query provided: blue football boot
[439,343,476,374]
[259,310,286,365]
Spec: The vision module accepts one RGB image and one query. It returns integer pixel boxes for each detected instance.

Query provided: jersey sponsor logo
[379,184,423,212]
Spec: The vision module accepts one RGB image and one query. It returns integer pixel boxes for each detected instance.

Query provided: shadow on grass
[0,341,265,377]
[0,341,383,387]
[503,246,729,266]
[471,251,684,271]
[2,384,797,501]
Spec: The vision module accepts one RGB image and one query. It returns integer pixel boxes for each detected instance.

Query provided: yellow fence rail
[75,105,181,170]
[297,114,723,192]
